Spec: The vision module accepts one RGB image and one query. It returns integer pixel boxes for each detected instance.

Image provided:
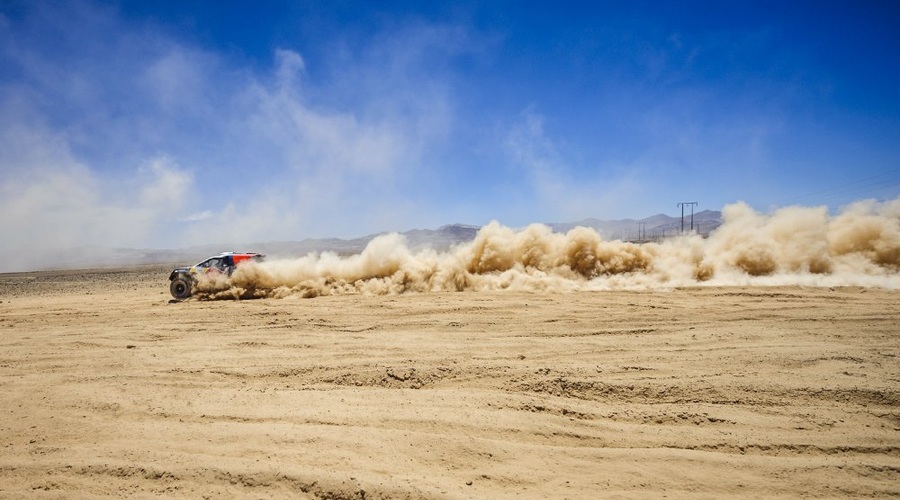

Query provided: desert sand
[1,265,898,498]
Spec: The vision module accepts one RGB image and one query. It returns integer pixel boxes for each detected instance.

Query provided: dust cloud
[195,198,900,299]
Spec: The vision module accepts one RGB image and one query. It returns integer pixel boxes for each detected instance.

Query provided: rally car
[168,252,265,299]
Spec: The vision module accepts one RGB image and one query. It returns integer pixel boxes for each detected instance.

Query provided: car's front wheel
[170,276,192,300]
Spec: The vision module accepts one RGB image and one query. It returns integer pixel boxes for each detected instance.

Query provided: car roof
[197,252,264,262]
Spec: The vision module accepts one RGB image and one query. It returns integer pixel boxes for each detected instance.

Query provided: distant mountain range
[18,211,722,271]
[548,209,722,242]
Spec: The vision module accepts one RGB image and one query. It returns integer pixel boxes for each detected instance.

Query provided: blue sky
[1,0,898,258]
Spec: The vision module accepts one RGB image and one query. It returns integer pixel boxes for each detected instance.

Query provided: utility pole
[637,222,646,243]
[677,202,698,234]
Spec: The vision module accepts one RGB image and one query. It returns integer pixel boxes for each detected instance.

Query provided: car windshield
[197,258,223,269]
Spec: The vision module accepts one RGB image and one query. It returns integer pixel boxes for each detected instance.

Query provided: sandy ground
[0,265,898,499]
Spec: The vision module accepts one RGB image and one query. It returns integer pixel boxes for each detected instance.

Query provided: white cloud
[138,156,193,211]
[0,100,198,269]
[211,45,453,239]
[178,210,215,223]
[274,48,305,88]
[504,110,643,222]
[252,47,414,177]
[140,48,217,113]
[0,3,485,269]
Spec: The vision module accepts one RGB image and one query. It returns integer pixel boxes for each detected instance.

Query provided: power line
[766,167,900,208]
[677,202,698,233]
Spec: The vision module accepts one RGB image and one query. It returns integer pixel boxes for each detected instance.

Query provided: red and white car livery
[168,252,264,299]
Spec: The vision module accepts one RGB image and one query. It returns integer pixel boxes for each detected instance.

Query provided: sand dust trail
[194,198,900,300]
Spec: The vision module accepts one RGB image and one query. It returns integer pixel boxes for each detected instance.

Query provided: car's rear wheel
[170,276,192,299]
